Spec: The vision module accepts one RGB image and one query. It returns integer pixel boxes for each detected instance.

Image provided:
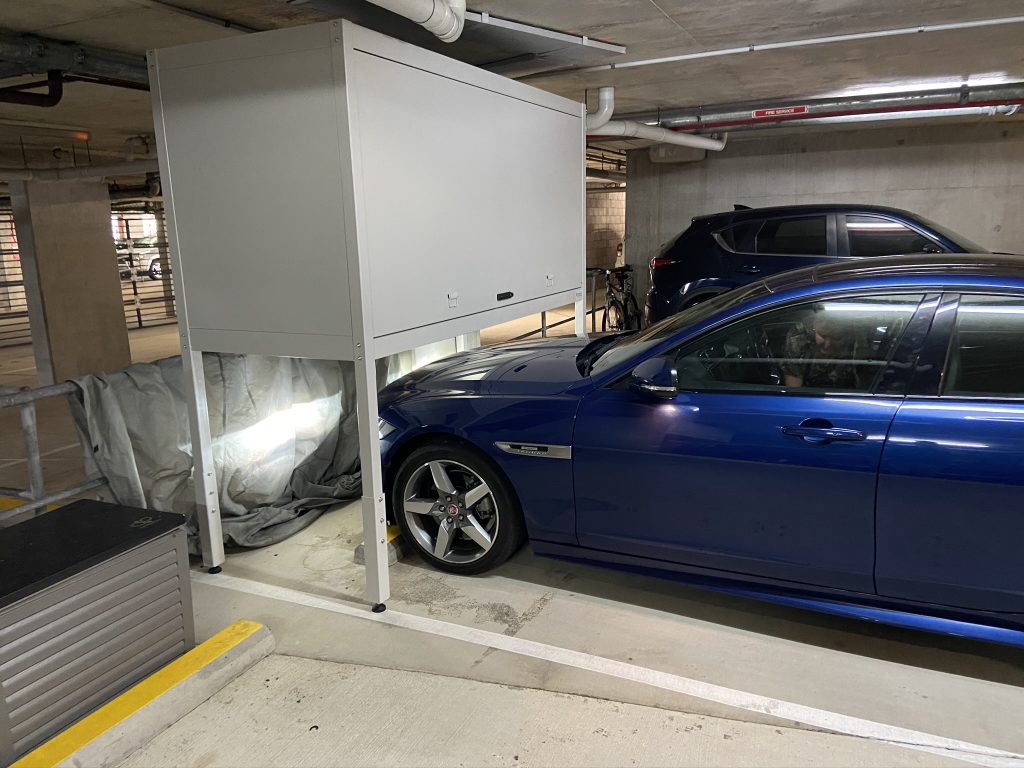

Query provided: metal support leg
[19,402,44,503]
[541,311,548,338]
[590,273,598,333]
[575,291,587,337]
[352,349,390,608]
[454,332,480,353]
[182,347,225,571]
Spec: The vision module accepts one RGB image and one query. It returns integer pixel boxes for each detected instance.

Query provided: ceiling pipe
[586,86,727,151]
[620,83,1024,133]
[365,0,467,42]
[562,15,1024,77]
[0,33,148,87]
[0,159,159,182]
[585,168,626,182]
[0,70,64,107]
[585,86,615,131]
[678,100,1024,133]
[595,120,728,150]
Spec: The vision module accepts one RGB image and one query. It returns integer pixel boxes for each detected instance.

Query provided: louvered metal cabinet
[0,525,194,764]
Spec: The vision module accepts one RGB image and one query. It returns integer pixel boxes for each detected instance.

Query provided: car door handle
[737,265,762,274]
[782,424,866,444]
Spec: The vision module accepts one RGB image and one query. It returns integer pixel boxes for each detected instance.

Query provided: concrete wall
[586,190,625,269]
[11,179,130,383]
[625,122,1024,300]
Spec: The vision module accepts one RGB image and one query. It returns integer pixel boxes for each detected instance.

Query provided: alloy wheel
[402,459,499,564]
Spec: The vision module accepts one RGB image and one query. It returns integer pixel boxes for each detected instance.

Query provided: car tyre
[392,442,525,574]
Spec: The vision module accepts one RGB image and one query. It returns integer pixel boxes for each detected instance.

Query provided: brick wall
[586,190,625,269]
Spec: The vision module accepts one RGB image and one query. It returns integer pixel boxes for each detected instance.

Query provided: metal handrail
[512,268,607,342]
[0,380,108,523]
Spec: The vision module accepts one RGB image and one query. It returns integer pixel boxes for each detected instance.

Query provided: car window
[846,215,941,257]
[943,295,1024,397]
[671,294,924,394]
[719,220,762,252]
[755,216,827,255]
[588,281,774,376]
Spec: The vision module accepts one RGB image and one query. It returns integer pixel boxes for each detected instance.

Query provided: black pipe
[0,70,64,107]
[64,74,150,92]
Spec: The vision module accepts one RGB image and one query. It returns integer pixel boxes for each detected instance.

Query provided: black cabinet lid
[0,499,187,610]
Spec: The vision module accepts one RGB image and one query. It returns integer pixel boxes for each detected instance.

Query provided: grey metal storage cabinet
[0,501,193,764]
[149,19,587,604]
[150,19,585,361]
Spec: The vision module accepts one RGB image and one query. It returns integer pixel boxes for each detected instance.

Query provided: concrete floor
[176,502,1024,767]
[6,311,1024,767]
[122,654,963,768]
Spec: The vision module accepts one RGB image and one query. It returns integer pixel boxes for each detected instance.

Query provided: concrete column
[10,179,130,384]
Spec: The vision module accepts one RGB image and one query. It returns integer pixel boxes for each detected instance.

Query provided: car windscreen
[587,281,772,375]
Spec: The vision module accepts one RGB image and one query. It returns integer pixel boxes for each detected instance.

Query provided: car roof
[756,254,1024,295]
[694,203,922,224]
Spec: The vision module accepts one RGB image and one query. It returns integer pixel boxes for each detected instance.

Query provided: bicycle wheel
[603,298,625,331]
[624,294,641,330]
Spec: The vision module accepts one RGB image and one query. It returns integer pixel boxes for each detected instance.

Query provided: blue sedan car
[379,255,1024,645]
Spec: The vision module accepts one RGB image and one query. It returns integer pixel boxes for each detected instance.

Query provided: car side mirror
[630,356,678,399]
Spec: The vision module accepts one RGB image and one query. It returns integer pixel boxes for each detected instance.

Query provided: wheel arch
[384,431,523,521]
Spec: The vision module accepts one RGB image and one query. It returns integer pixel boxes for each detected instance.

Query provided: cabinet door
[352,51,582,338]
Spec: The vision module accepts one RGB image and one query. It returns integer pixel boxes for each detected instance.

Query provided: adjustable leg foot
[208,565,222,574]
[371,603,386,613]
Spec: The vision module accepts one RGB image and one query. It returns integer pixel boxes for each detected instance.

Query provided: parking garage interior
[2,2,1024,767]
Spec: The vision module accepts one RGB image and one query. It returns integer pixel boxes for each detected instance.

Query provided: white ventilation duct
[585,86,615,131]
[366,0,466,42]
[594,120,728,151]
[586,86,727,152]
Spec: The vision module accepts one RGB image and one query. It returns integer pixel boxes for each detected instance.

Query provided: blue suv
[645,204,985,323]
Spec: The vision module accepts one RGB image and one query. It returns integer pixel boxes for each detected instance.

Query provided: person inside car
[782,306,859,389]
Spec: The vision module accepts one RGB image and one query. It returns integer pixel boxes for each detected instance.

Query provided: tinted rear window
[756,216,827,255]
[719,220,761,251]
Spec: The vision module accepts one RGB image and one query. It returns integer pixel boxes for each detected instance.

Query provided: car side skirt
[529,540,1024,648]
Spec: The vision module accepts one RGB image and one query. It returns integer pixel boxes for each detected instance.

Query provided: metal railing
[0,382,107,523]
[512,268,607,341]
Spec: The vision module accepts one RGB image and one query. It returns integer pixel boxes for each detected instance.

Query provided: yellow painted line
[13,620,264,768]
[0,497,56,513]
[386,524,401,543]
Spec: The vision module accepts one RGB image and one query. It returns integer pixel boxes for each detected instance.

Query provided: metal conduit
[617,83,1024,133]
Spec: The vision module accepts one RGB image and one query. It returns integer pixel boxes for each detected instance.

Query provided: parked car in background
[379,254,1024,647]
[645,204,987,323]
[115,236,165,281]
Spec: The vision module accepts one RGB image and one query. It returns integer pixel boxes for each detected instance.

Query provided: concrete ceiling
[1,0,1023,163]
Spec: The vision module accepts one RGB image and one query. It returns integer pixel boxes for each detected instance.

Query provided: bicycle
[602,265,642,332]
